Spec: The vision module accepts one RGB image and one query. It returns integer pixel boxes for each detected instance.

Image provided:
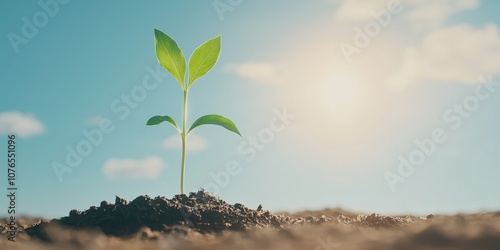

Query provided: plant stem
[180,89,188,194]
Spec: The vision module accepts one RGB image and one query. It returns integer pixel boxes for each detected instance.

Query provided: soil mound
[24,190,416,240]
[25,191,283,239]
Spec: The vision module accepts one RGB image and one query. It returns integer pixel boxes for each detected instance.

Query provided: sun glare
[320,74,362,116]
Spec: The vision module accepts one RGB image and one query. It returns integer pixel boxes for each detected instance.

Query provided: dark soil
[23,190,416,241]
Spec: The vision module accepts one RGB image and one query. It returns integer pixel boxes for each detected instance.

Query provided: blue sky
[1,0,499,218]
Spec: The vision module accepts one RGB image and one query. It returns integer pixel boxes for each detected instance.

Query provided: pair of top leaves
[146,29,241,137]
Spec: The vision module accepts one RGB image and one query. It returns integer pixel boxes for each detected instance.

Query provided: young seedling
[146,29,241,194]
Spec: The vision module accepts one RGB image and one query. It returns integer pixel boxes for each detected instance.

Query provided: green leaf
[188,114,241,136]
[187,35,221,89]
[146,115,181,133]
[154,29,186,90]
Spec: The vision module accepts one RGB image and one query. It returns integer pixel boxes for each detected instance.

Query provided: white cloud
[229,3,498,90]
[0,111,45,138]
[330,0,478,30]
[406,0,478,30]
[103,156,164,181]
[387,24,500,87]
[225,61,291,85]
[85,115,105,126]
[163,133,207,152]
[331,0,389,23]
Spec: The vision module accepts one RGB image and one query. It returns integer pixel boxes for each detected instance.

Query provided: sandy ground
[2,210,500,250]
